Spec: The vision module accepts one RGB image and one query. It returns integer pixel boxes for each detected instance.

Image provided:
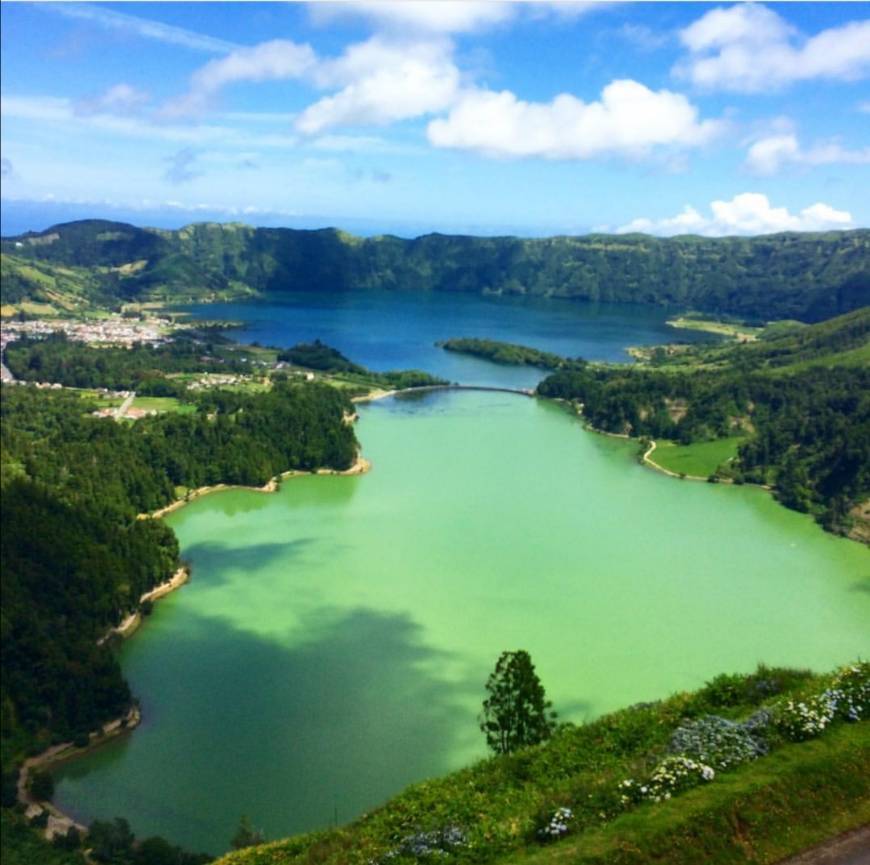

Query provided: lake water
[174,292,714,388]
[54,386,869,854]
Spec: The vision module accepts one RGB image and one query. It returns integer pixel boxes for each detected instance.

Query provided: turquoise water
[54,389,869,854]
[175,292,715,388]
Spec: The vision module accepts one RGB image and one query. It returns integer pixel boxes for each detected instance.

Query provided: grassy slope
[0,253,112,315]
[662,308,869,374]
[216,667,869,865]
[648,437,744,478]
[506,723,870,865]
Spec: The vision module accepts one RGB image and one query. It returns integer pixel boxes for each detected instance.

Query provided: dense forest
[438,338,564,370]
[537,309,870,534]
[0,380,358,782]
[3,220,868,322]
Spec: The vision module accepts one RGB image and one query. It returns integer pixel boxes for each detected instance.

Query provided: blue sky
[1,1,869,237]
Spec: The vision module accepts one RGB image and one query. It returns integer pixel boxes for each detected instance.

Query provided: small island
[437,337,565,369]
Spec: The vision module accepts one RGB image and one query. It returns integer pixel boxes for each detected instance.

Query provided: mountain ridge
[3,220,869,322]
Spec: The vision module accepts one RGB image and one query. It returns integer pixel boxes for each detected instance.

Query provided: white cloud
[427,79,721,160]
[297,37,460,133]
[308,1,516,34]
[676,4,870,92]
[45,2,239,54]
[163,34,458,132]
[859,101,870,114]
[163,40,317,116]
[745,134,870,175]
[75,83,151,116]
[617,193,854,236]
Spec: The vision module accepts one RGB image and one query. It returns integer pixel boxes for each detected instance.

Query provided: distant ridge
[3,219,868,321]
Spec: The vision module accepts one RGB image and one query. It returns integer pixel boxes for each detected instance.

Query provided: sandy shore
[97,566,190,645]
[352,388,397,403]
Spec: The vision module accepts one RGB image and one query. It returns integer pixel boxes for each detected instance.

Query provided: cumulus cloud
[426,79,721,160]
[617,193,854,236]
[163,34,457,132]
[163,40,317,116]
[297,37,460,133]
[745,134,870,175]
[75,83,151,116]
[675,3,870,91]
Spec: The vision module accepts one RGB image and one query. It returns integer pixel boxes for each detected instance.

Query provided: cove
[53,389,869,854]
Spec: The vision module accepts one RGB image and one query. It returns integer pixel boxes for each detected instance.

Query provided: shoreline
[565,399,771,489]
[16,707,142,841]
[20,568,193,838]
[97,566,191,644]
[145,453,372,520]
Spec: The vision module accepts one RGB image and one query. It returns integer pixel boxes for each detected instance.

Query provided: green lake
[54,389,869,854]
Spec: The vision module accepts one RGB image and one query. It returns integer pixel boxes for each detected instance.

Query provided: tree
[479,650,557,754]
[230,815,264,850]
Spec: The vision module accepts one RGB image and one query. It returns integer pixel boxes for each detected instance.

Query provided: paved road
[777,826,870,865]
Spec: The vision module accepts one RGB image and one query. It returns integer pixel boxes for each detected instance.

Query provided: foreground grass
[218,665,868,865]
[649,437,744,478]
[506,723,870,865]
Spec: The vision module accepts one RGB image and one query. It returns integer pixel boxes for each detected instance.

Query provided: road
[115,391,136,419]
[777,826,870,865]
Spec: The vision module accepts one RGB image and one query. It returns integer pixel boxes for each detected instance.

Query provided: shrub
[0,768,19,808]
[774,695,837,742]
[373,825,468,862]
[668,714,767,769]
[827,662,870,722]
[620,756,715,805]
[536,807,573,842]
[29,770,54,802]
[52,826,81,850]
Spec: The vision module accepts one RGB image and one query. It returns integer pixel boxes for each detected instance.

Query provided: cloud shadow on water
[182,538,319,585]
[54,605,478,855]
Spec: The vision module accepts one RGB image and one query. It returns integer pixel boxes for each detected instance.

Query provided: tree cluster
[0,378,358,767]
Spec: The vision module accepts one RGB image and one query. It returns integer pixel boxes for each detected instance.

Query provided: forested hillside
[0,381,358,774]
[3,220,868,322]
[537,308,870,535]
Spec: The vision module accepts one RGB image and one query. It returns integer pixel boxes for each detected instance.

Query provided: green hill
[3,221,868,322]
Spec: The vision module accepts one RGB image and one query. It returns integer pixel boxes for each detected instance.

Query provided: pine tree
[480,650,557,754]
